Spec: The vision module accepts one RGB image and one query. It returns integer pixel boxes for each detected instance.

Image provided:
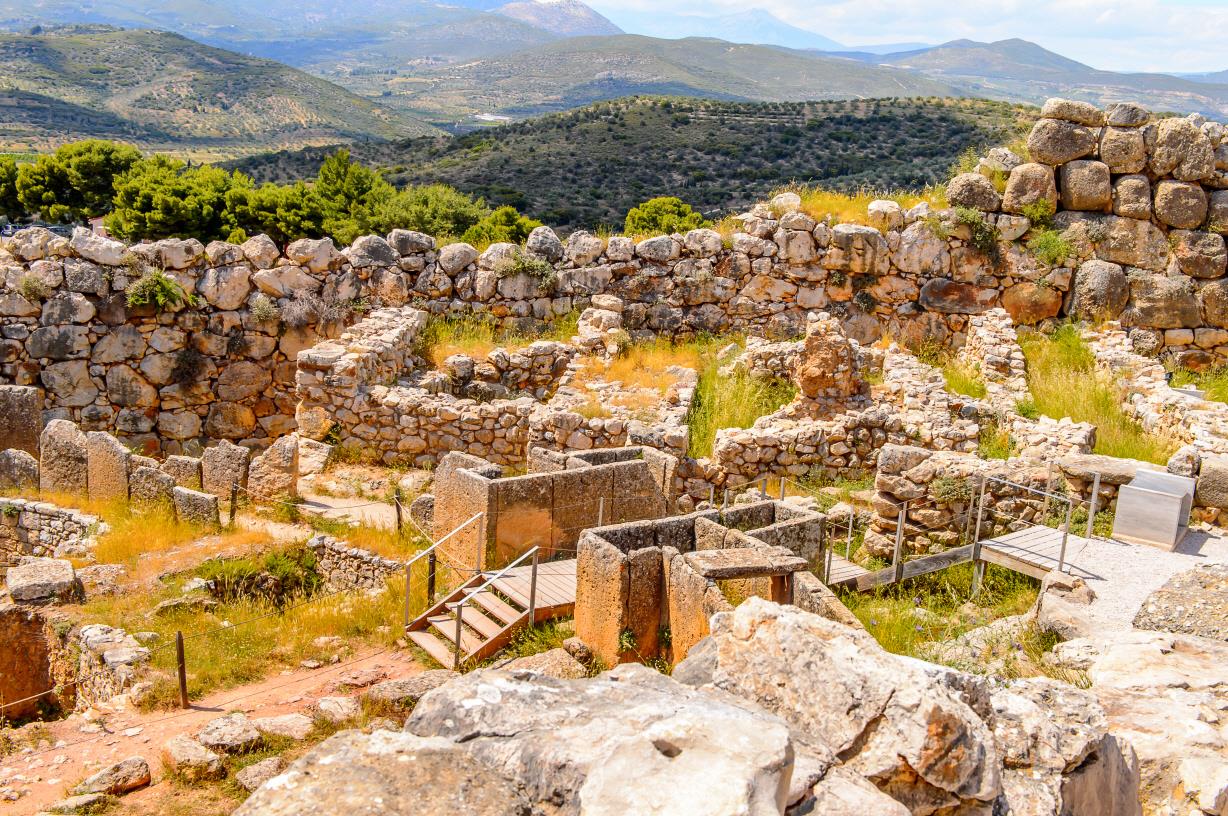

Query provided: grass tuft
[687,363,797,458]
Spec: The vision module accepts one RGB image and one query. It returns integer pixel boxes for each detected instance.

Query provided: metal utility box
[1111,470,1195,550]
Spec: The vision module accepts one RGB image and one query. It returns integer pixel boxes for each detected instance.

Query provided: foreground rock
[5,558,82,604]
[238,600,1141,815]
[361,671,459,711]
[69,756,150,795]
[161,735,225,782]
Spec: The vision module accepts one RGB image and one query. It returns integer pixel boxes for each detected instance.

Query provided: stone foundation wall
[74,624,151,709]
[308,534,404,593]
[0,497,101,568]
[0,603,74,719]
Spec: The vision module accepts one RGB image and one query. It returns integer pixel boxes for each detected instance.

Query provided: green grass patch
[688,362,797,458]
[1018,324,1179,463]
[978,419,1015,460]
[1171,367,1228,403]
[942,358,987,399]
[838,563,1038,659]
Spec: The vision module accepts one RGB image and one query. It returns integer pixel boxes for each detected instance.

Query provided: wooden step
[428,615,483,654]
[407,630,455,668]
[465,591,523,626]
[454,602,504,640]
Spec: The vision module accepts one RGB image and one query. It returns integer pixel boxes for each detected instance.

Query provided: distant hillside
[495,0,620,37]
[0,26,434,158]
[380,35,961,122]
[876,39,1228,118]
[601,9,843,51]
[229,96,1031,229]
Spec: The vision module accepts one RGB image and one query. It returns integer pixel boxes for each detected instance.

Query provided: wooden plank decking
[979,527,1094,579]
[489,558,576,613]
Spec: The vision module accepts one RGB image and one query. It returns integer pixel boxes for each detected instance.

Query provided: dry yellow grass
[772,185,949,228]
[576,338,703,393]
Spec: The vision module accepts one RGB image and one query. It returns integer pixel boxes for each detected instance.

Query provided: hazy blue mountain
[598,8,843,51]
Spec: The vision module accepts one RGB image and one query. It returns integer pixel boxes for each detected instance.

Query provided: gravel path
[1059,529,1228,631]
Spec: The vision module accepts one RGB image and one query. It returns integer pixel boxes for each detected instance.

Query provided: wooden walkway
[979,526,1095,579]
[406,558,576,668]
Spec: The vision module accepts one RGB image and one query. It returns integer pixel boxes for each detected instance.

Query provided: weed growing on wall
[126,268,195,310]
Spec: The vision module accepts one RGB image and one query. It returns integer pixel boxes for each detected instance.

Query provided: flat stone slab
[684,548,808,580]
[6,557,82,604]
[1134,563,1228,641]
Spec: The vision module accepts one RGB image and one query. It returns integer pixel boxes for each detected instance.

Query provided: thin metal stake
[527,549,539,626]
[1085,472,1101,540]
[1059,499,1073,573]
[708,485,715,507]
[846,512,854,560]
[759,478,767,499]
[393,488,403,533]
[971,476,988,596]
[597,497,604,527]
[892,501,907,585]
[175,631,189,710]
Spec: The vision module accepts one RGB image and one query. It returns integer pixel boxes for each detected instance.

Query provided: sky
[586,0,1228,74]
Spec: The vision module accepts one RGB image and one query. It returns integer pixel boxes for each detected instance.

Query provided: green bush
[1026,228,1073,266]
[197,547,321,608]
[460,205,541,246]
[624,196,709,236]
[125,268,194,310]
[16,274,49,303]
[954,206,1000,260]
[1020,199,1055,229]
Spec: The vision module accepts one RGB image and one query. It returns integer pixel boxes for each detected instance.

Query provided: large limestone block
[947,173,1001,211]
[526,226,563,261]
[129,466,174,505]
[216,361,272,401]
[893,221,950,276]
[1027,118,1097,165]
[173,486,220,527]
[204,402,256,439]
[1149,117,1216,181]
[0,385,41,456]
[1041,98,1105,126]
[1002,282,1062,325]
[161,735,224,783]
[40,360,98,408]
[0,449,38,491]
[40,419,87,494]
[574,533,629,667]
[197,264,252,310]
[1095,214,1171,271]
[1154,179,1209,229]
[1002,163,1058,214]
[362,671,460,710]
[201,440,250,497]
[1200,278,1228,327]
[1070,260,1128,322]
[286,237,341,273]
[1112,175,1153,220]
[1169,230,1227,279]
[86,431,130,502]
[7,557,83,604]
[1121,270,1200,328]
[70,756,151,795]
[247,435,298,501]
[406,664,794,816]
[1059,160,1111,212]
[1099,127,1147,174]
[436,242,478,274]
[918,279,997,314]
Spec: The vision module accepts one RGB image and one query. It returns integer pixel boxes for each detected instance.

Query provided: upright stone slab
[0,386,40,457]
[173,486,220,527]
[39,420,88,495]
[130,467,175,506]
[86,431,131,502]
[162,455,202,489]
[246,435,299,501]
[0,449,38,491]
[201,440,250,499]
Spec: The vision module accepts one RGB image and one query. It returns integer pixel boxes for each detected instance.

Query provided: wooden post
[1085,472,1101,540]
[527,549,539,626]
[708,485,715,507]
[453,607,464,671]
[393,488,403,534]
[597,497,604,527]
[824,547,832,584]
[175,631,189,710]
[779,478,785,501]
[846,512,854,560]
[892,501,907,584]
[426,550,437,604]
[228,481,239,527]
[759,478,767,499]
[971,477,988,595]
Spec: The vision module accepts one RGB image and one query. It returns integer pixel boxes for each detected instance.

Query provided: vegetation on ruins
[688,359,798,458]
[624,196,709,236]
[1018,324,1179,463]
[1170,366,1228,404]
[124,267,195,310]
[1025,228,1073,266]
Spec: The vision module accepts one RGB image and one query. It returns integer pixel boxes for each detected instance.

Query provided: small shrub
[1027,229,1073,266]
[852,290,876,313]
[281,289,319,329]
[197,547,321,608]
[942,359,987,399]
[16,274,49,302]
[954,206,1000,261]
[931,476,973,504]
[978,419,1014,460]
[922,213,950,240]
[617,629,638,654]
[126,268,193,310]
[828,269,848,287]
[250,293,280,323]
[225,326,246,356]
[1015,398,1040,419]
[1020,199,1055,229]
[497,250,557,292]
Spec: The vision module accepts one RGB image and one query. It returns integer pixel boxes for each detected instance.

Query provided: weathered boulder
[201,439,250,497]
[69,227,125,266]
[387,229,434,255]
[0,448,38,491]
[436,242,478,274]
[362,671,460,710]
[793,314,864,401]
[198,712,263,754]
[345,235,398,268]
[129,466,174,505]
[41,361,98,409]
[947,173,1001,211]
[918,279,998,314]
[526,226,564,261]
[1070,260,1129,322]
[234,731,531,816]
[240,234,280,269]
[1169,230,1227,279]
[1121,271,1201,328]
[567,230,607,264]
[1106,102,1150,127]
[1002,282,1063,325]
[1150,117,1216,181]
[1201,278,1228,328]
[1100,127,1147,174]
[286,237,341,273]
[247,434,299,501]
[40,291,95,324]
[217,361,272,401]
[893,221,950,276]
[0,385,40,456]
[172,486,220,527]
[6,558,83,604]
[70,756,150,795]
[40,419,87,494]
[1002,163,1058,214]
[161,735,225,782]
[316,696,361,723]
[1154,180,1209,229]
[1059,160,1111,212]
[236,757,285,793]
[252,713,315,741]
[86,431,130,502]
[1041,98,1104,126]
[197,264,252,310]
[1027,118,1097,165]
[494,648,587,679]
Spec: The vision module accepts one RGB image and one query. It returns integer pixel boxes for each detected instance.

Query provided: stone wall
[0,603,74,719]
[0,497,102,568]
[74,624,151,709]
[428,446,676,571]
[574,500,823,666]
[308,534,403,593]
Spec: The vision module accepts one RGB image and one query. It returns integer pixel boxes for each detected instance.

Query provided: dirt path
[1,647,427,815]
[298,492,399,531]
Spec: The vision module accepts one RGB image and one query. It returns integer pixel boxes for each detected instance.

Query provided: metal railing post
[846,512,853,560]
[175,631,189,709]
[1059,499,1073,573]
[892,501,908,584]
[971,476,988,596]
[597,497,604,527]
[527,548,539,626]
[824,547,832,583]
[1085,472,1101,540]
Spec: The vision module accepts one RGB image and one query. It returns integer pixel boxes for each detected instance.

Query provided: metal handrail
[400,512,484,626]
[975,474,1075,586]
[449,545,541,670]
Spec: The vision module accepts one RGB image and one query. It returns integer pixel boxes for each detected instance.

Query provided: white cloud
[588,0,1228,73]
